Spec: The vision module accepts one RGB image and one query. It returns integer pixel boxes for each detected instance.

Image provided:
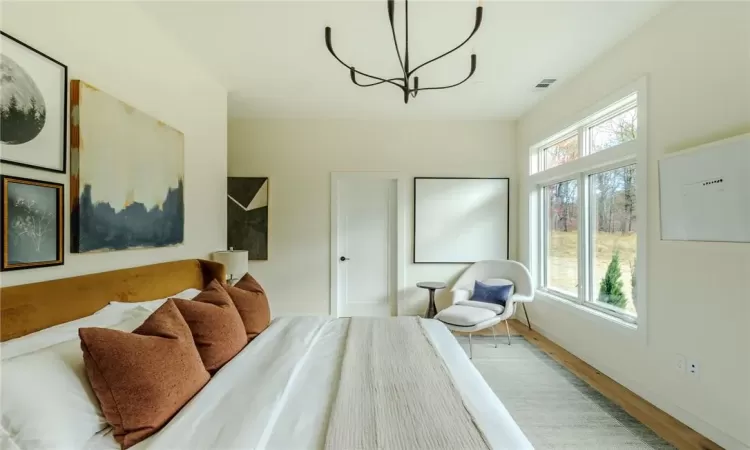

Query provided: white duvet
[85,317,531,450]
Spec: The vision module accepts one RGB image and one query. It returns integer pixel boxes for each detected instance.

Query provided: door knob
[340,256,350,262]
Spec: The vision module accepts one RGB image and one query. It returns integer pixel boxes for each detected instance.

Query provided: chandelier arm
[387,0,407,78]
[349,68,405,88]
[352,78,406,88]
[407,6,482,77]
[414,54,476,92]
[326,26,405,89]
[404,0,410,74]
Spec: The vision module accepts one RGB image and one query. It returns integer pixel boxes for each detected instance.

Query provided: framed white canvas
[413,177,509,263]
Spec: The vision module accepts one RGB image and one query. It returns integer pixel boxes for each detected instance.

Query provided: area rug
[455,335,675,449]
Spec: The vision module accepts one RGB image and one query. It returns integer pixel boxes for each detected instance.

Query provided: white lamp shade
[212,250,248,279]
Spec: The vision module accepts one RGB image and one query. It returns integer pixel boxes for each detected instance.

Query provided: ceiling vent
[535,78,557,89]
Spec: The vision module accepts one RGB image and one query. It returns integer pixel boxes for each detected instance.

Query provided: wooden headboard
[0,259,225,341]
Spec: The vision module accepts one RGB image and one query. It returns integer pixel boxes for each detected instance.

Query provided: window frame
[587,103,638,154]
[527,79,647,329]
[540,178,581,302]
[541,131,580,171]
[584,160,639,324]
[532,92,637,175]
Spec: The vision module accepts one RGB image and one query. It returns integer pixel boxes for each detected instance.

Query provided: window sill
[536,289,639,333]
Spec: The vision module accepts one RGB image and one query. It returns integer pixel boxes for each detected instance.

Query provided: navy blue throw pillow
[470,280,513,306]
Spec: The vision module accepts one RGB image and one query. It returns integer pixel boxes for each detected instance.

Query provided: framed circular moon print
[1,31,67,173]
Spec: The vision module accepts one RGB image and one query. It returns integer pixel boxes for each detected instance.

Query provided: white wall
[0,2,228,287]
[229,119,516,316]
[516,3,750,449]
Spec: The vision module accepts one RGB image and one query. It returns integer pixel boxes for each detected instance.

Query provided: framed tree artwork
[1,175,64,271]
[0,31,68,173]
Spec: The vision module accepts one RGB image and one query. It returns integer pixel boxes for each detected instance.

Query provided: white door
[332,173,399,317]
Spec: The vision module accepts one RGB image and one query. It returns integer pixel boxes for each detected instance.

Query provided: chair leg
[505,321,512,346]
[491,325,498,348]
[469,333,473,359]
[523,303,532,330]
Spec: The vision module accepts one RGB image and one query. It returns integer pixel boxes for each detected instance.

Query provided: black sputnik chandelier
[324,0,483,104]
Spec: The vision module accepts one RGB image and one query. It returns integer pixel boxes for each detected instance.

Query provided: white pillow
[1,288,202,361]
[2,306,145,361]
[104,287,202,313]
[1,309,151,450]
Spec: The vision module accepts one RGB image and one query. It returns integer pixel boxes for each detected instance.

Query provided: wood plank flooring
[455,319,722,450]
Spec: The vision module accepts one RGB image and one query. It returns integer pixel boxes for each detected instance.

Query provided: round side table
[417,281,447,319]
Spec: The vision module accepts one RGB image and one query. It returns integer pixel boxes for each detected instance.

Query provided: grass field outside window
[549,230,637,314]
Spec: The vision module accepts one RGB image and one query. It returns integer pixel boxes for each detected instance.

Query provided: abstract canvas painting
[1,175,64,271]
[70,80,184,253]
[228,177,268,260]
[0,32,67,173]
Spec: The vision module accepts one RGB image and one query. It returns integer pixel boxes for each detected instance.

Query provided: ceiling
[139,1,668,120]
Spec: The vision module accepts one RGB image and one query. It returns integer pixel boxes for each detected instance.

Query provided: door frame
[330,172,406,317]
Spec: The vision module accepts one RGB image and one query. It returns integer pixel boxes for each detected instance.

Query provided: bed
[0,259,532,450]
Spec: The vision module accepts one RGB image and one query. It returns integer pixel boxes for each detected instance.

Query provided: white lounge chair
[435,260,534,358]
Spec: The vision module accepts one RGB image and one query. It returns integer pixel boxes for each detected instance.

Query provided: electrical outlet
[675,354,686,374]
[688,360,700,377]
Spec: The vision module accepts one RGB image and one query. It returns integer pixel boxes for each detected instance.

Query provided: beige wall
[516,3,750,448]
[0,2,227,287]
[229,119,516,316]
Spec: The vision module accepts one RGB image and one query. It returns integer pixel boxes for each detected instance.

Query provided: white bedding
[85,317,532,450]
[326,317,490,449]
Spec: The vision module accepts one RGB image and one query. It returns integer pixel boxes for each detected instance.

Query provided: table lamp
[211,248,248,284]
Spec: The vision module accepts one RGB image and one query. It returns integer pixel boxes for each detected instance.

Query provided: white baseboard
[529,322,749,450]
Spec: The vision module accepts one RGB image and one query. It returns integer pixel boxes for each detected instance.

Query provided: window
[589,107,637,153]
[544,179,579,297]
[590,165,637,316]
[543,135,579,170]
[529,91,643,324]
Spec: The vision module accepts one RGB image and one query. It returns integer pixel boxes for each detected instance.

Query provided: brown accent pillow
[171,279,247,372]
[234,272,265,294]
[79,300,209,449]
[223,273,270,341]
